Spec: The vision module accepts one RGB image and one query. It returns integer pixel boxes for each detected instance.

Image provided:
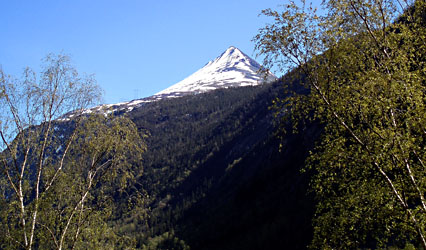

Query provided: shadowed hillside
[122,77,319,249]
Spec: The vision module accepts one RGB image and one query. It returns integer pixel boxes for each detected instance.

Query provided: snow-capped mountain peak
[59,46,276,120]
[208,46,261,70]
[152,46,276,99]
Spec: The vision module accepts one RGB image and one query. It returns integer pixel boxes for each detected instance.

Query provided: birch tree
[0,54,145,249]
[255,0,426,248]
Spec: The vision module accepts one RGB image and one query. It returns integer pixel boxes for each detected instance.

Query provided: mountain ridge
[152,46,277,100]
[60,46,277,120]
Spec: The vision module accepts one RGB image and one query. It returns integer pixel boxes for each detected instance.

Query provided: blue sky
[1,0,285,105]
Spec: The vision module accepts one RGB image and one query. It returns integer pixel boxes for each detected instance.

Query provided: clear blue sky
[1,0,285,105]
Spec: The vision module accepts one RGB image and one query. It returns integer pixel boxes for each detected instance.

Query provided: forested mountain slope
[0,47,316,249]
[121,77,319,249]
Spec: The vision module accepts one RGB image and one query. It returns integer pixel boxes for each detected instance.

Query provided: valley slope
[117,76,318,249]
[57,47,317,249]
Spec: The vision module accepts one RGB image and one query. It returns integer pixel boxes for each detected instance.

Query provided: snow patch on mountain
[59,46,277,120]
[151,46,276,100]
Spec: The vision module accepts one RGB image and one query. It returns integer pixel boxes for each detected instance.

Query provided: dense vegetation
[0,45,318,250]
[255,0,426,248]
[0,55,145,249]
[2,1,425,249]
[118,79,318,249]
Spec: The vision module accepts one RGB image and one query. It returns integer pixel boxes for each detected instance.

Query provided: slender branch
[350,0,391,59]
[1,157,19,196]
[70,207,95,250]
[377,0,387,40]
[16,139,32,249]
[45,125,78,193]
[58,158,111,250]
[18,186,28,248]
[306,70,366,147]
[71,198,85,250]
[302,51,426,249]
[404,159,426,211]
[389,108,426,212]
[37,223,59,248]
[5,228,25,248]
[29,89,56,248]
[406,207,426,249]
[412,150,426,170]
[4,91,24,135]
[0,129,20,176]
[58,177,92,250]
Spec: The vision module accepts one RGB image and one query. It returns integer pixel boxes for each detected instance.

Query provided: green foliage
[35,115,145,249]
[255,0,426,249]
[0,55,146,249]
[1,59,312,249]
[142,231,190,250]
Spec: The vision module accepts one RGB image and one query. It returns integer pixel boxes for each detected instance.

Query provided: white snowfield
[152,46,277,99]
[59,46,277,120]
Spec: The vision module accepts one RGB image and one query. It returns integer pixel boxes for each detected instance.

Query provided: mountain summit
[152,46,277,100]
[61,47,276,118]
